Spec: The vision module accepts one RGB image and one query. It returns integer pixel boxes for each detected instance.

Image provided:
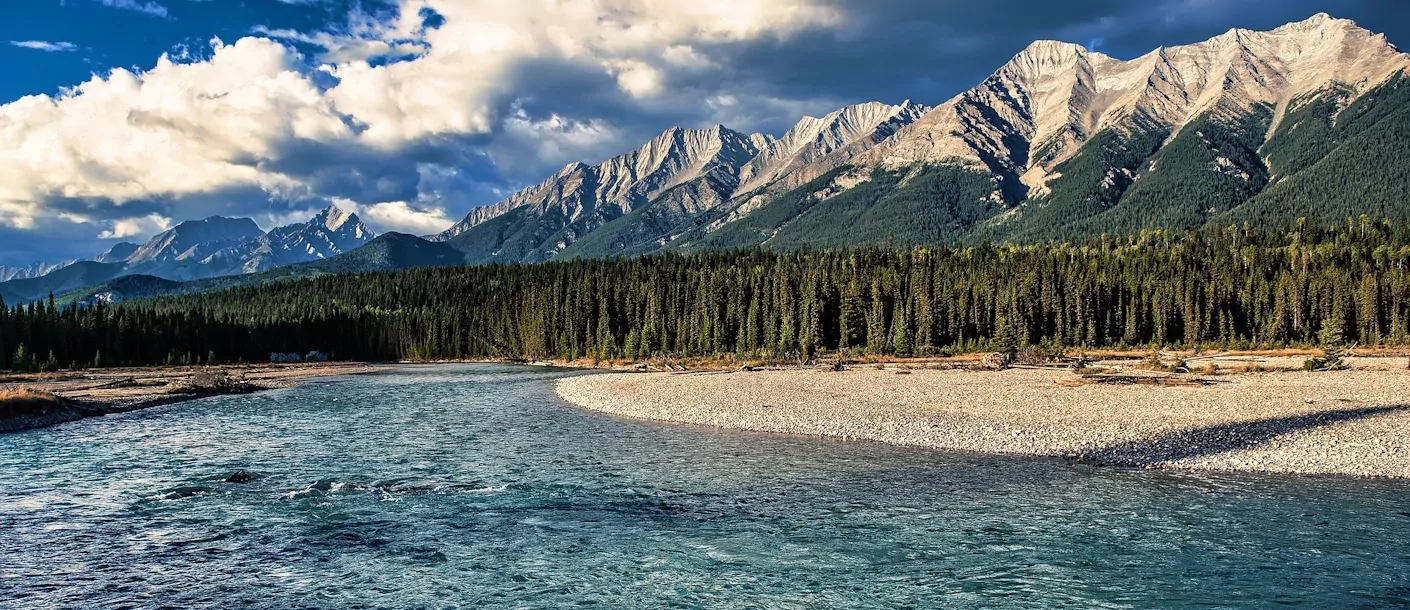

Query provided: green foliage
[1221,72,1410,226]
[679,167,854,251]
[767,166,998,250]
[986,117,1171,242]
[1261,86,1352,177]
[1078,107,1273,234]
[11,344,32,372]
[41,351,60,373]
[561,194,697,259]
[9,219,1410,367]
[561,173,744,259]
[0,261,127,304]
[685,165,998,252]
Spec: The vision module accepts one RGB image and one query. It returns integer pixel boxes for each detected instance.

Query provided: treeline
[4,217,1410,369]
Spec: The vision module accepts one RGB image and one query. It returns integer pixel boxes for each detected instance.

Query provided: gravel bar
[556,358,1410,478]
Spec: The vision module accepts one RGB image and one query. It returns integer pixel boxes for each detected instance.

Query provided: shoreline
[0,362,389,433]
[556,357,1410,478]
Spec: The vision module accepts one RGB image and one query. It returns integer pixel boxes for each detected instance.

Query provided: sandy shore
[556,357,1410,478]
[1,363,388,432]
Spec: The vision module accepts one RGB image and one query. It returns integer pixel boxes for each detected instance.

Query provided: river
[2,364,1408,607]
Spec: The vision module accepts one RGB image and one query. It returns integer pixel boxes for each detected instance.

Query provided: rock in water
[225,470,252,483]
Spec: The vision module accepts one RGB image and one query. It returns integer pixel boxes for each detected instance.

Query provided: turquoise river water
[2,365,1409,608]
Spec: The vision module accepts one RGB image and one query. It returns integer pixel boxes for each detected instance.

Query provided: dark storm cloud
[379,0,1410,226]
[689,0,1408,135]
[479,0,1410,169]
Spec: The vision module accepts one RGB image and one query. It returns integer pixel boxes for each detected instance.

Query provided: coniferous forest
[4,217,1410,369]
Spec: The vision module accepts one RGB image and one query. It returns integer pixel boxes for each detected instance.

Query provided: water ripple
[2,364,1408,608]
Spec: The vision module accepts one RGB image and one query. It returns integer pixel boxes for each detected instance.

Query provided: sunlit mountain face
[1,1,1405,266]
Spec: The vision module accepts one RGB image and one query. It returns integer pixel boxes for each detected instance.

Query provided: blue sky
[0,0,1406,265]
[3,1,368,104]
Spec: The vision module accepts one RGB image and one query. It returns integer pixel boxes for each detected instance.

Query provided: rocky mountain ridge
[438,13,1410,261]
[0,205,377,302]
[859,12,1410,196]
[0,260,76,283]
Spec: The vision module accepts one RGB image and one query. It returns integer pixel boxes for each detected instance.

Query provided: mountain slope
[1219,72,1410,225]
[735,101,929,196]
[3,205,380,303]
[430,14,1408,259]
[61,233,466,304]
[124,205,377,280]
[122,216,265,280]
[443,125,770,262]
[0,261,128,304]
[678,165,999,252]
[234,205,376,273]
[444,102,930,261]
[0,260,76,283]
[94,243,139,264]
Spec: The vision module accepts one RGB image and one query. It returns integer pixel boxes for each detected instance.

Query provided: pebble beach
[556,358,1410,477]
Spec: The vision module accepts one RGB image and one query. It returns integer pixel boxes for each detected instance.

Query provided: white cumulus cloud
[98,0,169,18]
[98,214,172,239]
[9,41,79,52]
[0,0,844,245]
[352,200,455,234]
[0,37,352,230]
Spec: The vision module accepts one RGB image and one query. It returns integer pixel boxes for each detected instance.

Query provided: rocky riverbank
[0,363,388,433]
[556,357,1410,478]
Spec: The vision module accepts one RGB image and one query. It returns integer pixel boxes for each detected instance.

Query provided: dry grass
[0,387,63,418]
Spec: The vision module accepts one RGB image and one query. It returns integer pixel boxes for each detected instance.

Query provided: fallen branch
[1056,374,1224,388]
[58,377,135,393]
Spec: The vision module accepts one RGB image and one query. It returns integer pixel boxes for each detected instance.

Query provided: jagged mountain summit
[439,13,1409,261]
[435,124,768,240]
[736,101,929,196]
[94,243,139,264]
[433,100,930,260]
[210,204,376,274]
[0,260,76,283]
[860,12,1408,196]
[0,206,379,302]
[122,216,266,279]
[119,205,377,280]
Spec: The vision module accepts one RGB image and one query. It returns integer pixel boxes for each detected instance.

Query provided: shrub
[1017,342,1065,366]
[0,387,62,418]
[1303,352,1348,372]
[180,370,255,394]
[1141,352,1171,372]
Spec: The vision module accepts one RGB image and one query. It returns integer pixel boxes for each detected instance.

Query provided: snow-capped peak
[857,12,1408,193]
[316,204,354,232]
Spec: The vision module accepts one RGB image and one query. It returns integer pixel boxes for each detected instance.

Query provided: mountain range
[0,260,76,283]
[0,205,375,304]
[434,13,1410,261]
[7,13,1410,305]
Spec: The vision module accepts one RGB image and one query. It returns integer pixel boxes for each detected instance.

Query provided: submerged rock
[161,485,209,500]
[224,470,253,483]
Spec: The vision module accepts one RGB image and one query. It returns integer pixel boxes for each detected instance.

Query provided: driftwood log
[1055,374,1223,388]
[57,377,136,393]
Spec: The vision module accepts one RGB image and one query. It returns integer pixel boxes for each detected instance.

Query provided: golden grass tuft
[0,386,63,418]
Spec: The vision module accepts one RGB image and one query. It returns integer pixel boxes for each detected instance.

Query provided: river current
[2,365,1408,608]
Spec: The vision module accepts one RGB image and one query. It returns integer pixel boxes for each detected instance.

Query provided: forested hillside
[432,16,1410,262]
[5,218,1410,369]
[431,70,1410,264]
[55,233,468,305]
[1219,73,1410,225]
